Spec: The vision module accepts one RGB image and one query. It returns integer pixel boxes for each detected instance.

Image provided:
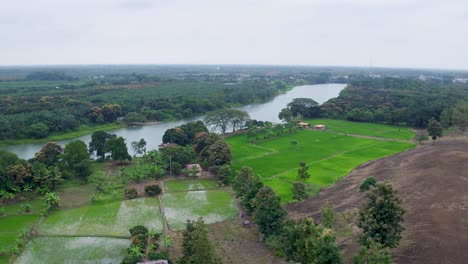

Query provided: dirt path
[286,140,468,264]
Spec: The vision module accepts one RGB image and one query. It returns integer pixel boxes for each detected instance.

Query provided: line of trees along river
[2,84,346,159]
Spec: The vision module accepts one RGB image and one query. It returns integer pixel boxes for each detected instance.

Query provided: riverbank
[0,123,125,146]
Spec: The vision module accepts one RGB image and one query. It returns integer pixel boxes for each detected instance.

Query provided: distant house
[158,143,178,149]
[185,164,202,177]
[138,260,168,264]
[314,124,326,130]
[297,122,310,128]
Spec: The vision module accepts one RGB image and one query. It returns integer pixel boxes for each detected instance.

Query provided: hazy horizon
[1,0,467,70]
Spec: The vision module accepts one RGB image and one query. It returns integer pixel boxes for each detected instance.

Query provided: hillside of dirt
[286,140,468,264]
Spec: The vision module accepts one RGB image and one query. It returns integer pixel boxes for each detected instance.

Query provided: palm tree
[46,167,63,191]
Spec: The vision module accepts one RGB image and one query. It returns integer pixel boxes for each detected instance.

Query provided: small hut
[297,122,310,128]
[314,124,326,130]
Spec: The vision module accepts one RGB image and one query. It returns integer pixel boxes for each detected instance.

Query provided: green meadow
[227,120,415,202]
[162,190,238,231]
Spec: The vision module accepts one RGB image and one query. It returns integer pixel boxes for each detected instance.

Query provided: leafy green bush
[360,177,377,192]
[121,254,142,264]
[149,251,170,261]
[129,225,149,237]
[145,184,162,196]
[21,202,32,213]
[125,187,138,199]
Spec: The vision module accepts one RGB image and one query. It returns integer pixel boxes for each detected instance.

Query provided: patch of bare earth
[168,219,285,264]
[286,140,468,264]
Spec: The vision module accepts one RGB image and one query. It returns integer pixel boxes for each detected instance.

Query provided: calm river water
[3,83,346,159]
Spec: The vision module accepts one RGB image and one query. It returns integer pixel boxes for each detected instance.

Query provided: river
[2,83,346,159]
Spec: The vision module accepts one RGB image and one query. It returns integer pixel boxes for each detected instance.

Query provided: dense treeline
[0,72,298,140]
[320,77,468,127]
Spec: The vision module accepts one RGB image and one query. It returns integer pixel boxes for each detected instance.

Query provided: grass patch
[164,179,219,192]
[162,190,237,231]
[2,199,45,216]
[39,198,163,237]
[14,237,130,264]
[0,214,40,251]
[304,118,414,140]
[227,129,415,202]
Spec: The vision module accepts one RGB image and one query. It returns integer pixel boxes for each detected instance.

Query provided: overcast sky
[1,0,467,69]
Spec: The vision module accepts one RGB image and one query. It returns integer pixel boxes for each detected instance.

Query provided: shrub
[145,184,162,196]
[21,202,32,213]
[130,234,147,251]
[0,207,5,216]
[125,187,138,199]
[44,192,60,209]
[149,251,170,261]
[360,177,376,192]
[121,254,142,264]
[129,225,149,237]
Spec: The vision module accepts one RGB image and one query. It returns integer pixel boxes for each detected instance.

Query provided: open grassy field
[164,179,219,192]
[162,190,238,231]
[304,118,414,140]
[227,120,415,202]
[39,198,163,237]
[14,237,129,264]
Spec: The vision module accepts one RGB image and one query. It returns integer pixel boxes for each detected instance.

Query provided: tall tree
[89,131,115,159]
[204,109,250,135]
[292,181,309,212]
[358,182,405,248]
[35,142,63,167]
[131,138,147,157]
[232,167,264,214]
[426,117,443,142]
[204,140,232,168]
[46,166,63,190]
[179,218,222,264]
[62,140,89,169]
[105,137,132,164]
[452,102,468,131]
[297,161,310,181]
[253,186,286,237]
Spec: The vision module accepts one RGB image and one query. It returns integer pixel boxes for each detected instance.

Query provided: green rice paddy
[14,237,130,264]
[304,118,414,140]
[164,179,219,192]
[0,214,40,251]
[162,190,238,231]
[227,119,415,202]
[39,198,163,236]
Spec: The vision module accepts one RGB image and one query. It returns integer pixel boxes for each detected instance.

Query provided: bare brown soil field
[286,140,468,264]
[168,219,285,264]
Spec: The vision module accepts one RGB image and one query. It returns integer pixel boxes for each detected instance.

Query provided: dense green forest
[0,69,306,140]
[319,77,468,128]
[1,65,467,141]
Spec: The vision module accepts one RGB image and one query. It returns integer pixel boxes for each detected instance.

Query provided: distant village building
[314,124,326,130]
[185,164,202,177]
[158,143,178,149]
[138,260,168,264]
[297,122,310,128]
